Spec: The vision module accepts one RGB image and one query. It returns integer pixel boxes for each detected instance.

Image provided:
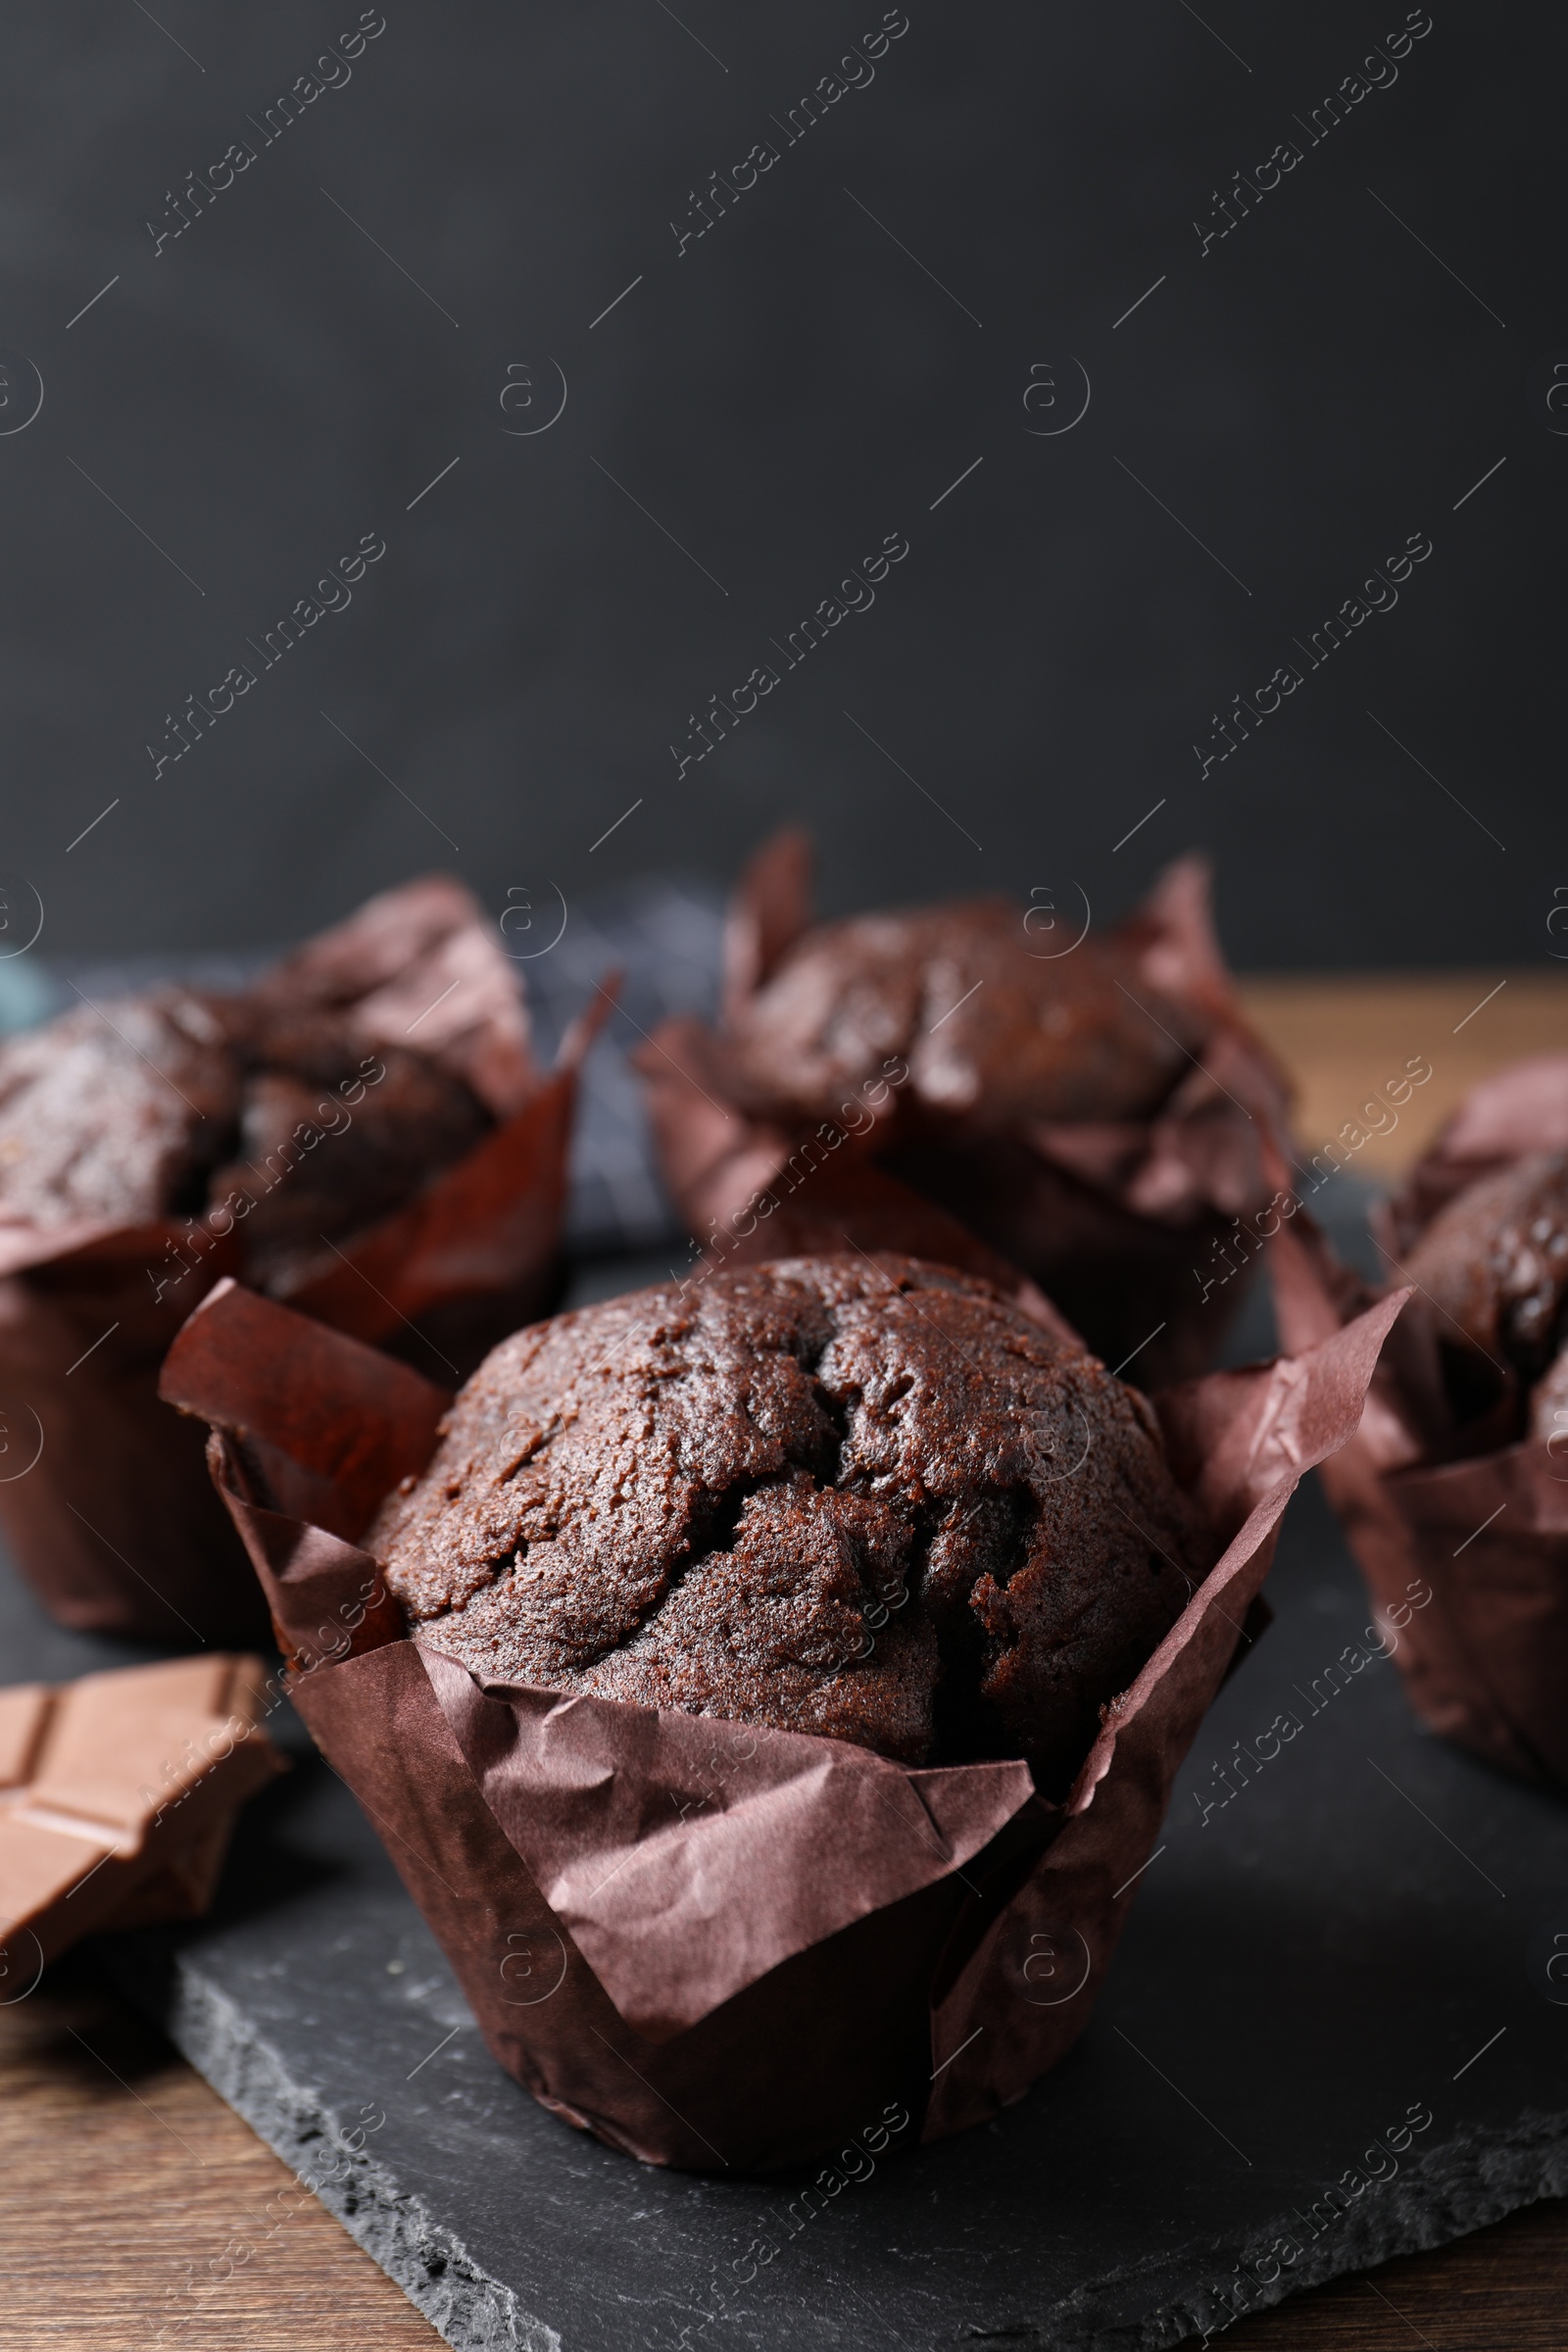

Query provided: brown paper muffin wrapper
[1386,1050,1568,1245]
[0,878,613,1644]
[1268,1099,1568,1794]
[636,839,1293,1388]
[159,1271,1401,2172]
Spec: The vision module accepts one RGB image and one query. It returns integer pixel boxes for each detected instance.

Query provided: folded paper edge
[1266,1201,1568,1792]
[418,1644,1041,2039]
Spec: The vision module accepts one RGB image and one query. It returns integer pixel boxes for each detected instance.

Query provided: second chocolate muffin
[720,897,1197,1132]
[0,987,492,1293]
[1402,1151,1568,1387]
[1400,1152,1568,1452]
[368,1254,1212,1798]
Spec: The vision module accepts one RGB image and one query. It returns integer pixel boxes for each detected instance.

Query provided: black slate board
[5,1210,1567,2351]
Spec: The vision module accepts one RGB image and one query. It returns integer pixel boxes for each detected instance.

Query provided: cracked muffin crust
[1403,1152,1568,1432]
[368,1253,1213,1796]
[719,899,1200,1132]
[0,990,240,1226]
[0,987,491,1287]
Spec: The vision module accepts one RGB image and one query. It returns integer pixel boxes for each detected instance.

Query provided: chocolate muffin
[0,985,491,1290]
[721,898,1198,1133]
[637,837,1293,1391]
[204,1005,491,1290]
[0,990,238,1224]
[368,1254,1212,1797]
[1403,1152,1568,1403]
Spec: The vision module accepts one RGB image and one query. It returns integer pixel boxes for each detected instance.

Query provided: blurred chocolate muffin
[1404,1152,1568,1408]
[0,990,238,1224]
[0,984,492,1291]
[721,898,1198,1134]
[636,834,1292,1390]
[369,1253,1212,1798]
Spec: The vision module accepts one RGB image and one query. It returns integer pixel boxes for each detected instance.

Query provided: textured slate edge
[1058,2111,1568,2350]
[144,1957,560,2352]
[119,1937,1568,2352]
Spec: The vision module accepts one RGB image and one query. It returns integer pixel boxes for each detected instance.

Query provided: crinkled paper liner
[1386,1050,1568,1245]
[0,876,612,1644]
[159,1269,1401,2172]
[635,839,1293,1388]
[1269,1072,1568,1794]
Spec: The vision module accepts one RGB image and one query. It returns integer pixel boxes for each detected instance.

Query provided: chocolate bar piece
[0,1654,285,1982]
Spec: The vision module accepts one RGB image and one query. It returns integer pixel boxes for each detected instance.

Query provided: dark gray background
[1,1,1558,968]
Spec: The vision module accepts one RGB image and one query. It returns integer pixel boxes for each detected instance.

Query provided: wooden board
[1,1976,437,2349]
[1237,968,1564,1180]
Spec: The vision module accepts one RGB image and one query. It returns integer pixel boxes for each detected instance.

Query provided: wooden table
[1237,967,1564,1184]
[5,970,1564,2351]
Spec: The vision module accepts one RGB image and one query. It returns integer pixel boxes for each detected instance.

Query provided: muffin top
[0,986,491,1286]
[1404,1152,1568,1393]
[368,1253,1211,1796]
[0,990,238,1225]
[719,899,1200,1132]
